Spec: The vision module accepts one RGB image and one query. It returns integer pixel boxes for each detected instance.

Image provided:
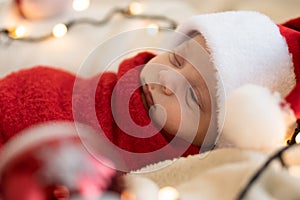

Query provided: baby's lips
[142,85,154,107]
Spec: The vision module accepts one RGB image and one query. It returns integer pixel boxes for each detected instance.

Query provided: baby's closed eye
[168,51,185,68]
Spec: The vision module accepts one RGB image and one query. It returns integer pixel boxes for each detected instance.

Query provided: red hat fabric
[175,11,300,146]
[279,17,300,119]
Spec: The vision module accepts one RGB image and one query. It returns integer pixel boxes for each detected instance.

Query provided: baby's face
[140,34,212,146]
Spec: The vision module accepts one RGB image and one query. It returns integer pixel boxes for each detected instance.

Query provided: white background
[0,0,299,77]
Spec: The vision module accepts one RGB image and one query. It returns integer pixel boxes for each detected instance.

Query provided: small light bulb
[14,26,26,38]
[72,0,90,12]
[9,25,27,39]
[52,23,68,38]
[296,134,300,144]
[146,23,159,36]
[158,186,179,200]
[121,190,136,200]
[129,1,144,15]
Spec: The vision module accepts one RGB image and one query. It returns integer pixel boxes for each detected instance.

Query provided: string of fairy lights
[0,1,177,44]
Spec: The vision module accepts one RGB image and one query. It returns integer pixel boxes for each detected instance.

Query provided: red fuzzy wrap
[0,52,199,170]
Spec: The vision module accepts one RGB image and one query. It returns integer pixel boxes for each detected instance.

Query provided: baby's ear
[218,84,296,150]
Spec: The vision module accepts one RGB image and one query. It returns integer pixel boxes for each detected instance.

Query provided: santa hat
[175,11,300,149]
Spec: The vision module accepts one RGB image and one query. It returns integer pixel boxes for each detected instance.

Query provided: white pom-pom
[219,84,296,150]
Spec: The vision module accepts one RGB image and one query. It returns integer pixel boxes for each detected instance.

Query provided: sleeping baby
[0,11,299,173]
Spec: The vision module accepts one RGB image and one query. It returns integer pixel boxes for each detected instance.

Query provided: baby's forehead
[174,34,206,54]
[174,34,210,64]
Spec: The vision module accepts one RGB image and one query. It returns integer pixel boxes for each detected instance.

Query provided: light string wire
[0,6,178,44]
[236,123,300,200]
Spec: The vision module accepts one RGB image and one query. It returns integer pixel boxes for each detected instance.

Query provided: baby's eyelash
[168,51,183,68]
[173,52,182,67]
[190,88,200,106]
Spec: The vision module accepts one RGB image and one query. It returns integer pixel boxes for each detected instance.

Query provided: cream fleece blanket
[125,148,300,200]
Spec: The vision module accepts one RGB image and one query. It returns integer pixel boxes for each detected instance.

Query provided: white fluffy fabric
[175,11,295,143]
[218,84,296,150]
[127,148,300,200]
[129,148,265,188]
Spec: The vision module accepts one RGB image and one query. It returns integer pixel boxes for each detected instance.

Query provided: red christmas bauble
[14,0,71,19]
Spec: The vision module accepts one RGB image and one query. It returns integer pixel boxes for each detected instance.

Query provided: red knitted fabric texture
[0,52,199,170]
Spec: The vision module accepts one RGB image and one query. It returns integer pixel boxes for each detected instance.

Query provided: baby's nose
[159,70,178,96]
[146,83,173,96]
[162,86,173,96]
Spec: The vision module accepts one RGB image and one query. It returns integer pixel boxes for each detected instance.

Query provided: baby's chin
[160,120,203,147]
[164,125,203,147]
[147,104,168,130]
[145,101,203,146]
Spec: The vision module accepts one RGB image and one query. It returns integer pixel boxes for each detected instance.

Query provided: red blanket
[0,52,199,171]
